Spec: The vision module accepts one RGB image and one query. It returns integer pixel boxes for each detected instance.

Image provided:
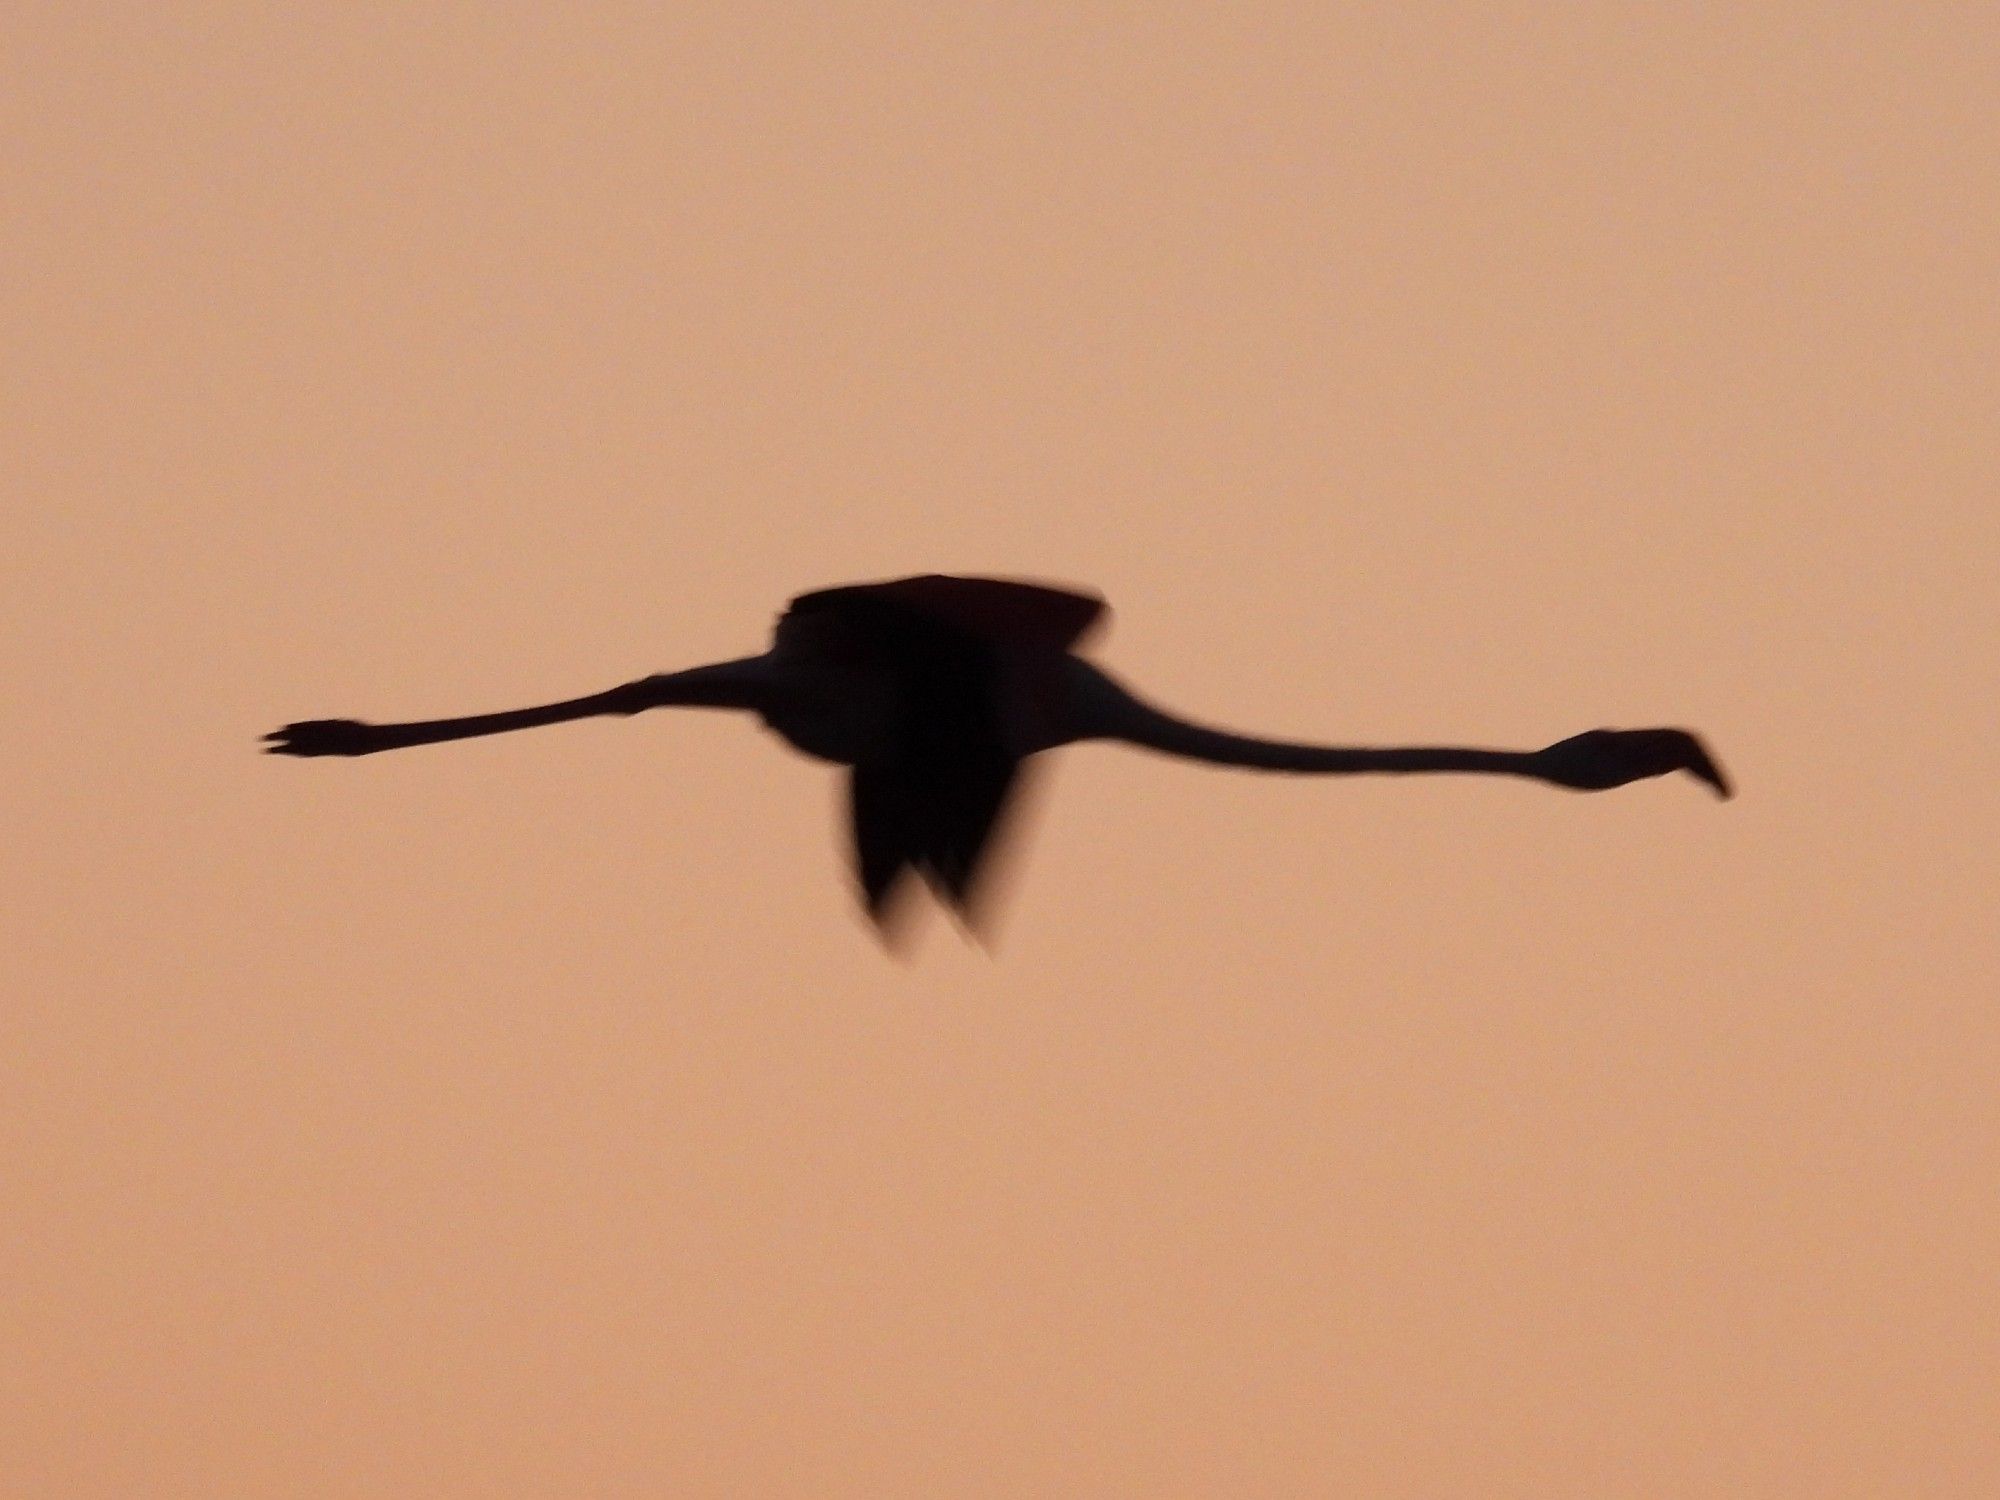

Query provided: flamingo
[264,574,1731,933]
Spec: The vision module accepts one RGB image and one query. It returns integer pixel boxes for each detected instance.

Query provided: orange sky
[8,5,1996,1496]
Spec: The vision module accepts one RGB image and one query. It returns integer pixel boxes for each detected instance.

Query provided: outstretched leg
[262,656,774,757]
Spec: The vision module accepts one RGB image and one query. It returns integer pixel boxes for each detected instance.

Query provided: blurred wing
[848,757,1024,927]
[849,763,923,922]
[794,576,1062,931]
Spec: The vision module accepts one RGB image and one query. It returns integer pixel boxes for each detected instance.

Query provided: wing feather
[847,757,1022,927]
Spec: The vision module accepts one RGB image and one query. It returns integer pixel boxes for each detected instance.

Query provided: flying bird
[264,574,1731,934]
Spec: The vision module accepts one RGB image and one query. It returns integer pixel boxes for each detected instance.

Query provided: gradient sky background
[8,5,1996,1496]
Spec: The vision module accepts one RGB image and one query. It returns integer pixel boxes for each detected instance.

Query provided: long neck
[359,656,771,752]
[1068,663,1545,781]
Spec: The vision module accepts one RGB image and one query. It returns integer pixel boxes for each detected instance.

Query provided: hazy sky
[8,5,1996,1496]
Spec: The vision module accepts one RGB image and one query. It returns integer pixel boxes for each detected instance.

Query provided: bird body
[265,574,1731,934]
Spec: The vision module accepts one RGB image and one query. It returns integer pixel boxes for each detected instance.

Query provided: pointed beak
[1683,738,1733,799]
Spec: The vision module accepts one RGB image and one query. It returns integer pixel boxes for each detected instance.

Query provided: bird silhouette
[264,573,1731,935]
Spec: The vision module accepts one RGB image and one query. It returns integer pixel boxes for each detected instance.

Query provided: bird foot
[261,719,385,757]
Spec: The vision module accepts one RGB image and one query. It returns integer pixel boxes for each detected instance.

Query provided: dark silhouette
[265,574,1731,934]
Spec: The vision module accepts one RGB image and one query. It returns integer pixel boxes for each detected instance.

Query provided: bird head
[1535,727,1732,798]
